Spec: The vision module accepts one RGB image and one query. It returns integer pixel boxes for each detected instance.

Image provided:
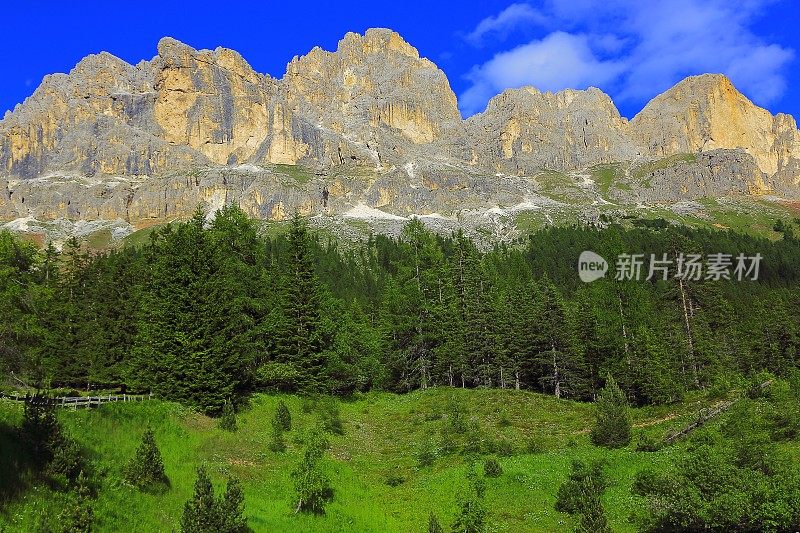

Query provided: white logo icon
[578,251,608,283]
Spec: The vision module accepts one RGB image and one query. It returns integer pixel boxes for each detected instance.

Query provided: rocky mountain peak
[631,73,799,175]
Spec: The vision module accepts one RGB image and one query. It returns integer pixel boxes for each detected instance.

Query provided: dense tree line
[2,207,799,412]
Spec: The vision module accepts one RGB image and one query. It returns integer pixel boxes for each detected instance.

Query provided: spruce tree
[123,428,169,492]
[271,213,328,392]
[180,467,248,533]
[181,467,218,533]
[57,471,94,533]
[269,422,287,453]
[591,374,632,448]
[218,477,248,533]
[451,465,486,533]
[219,400,238,432]
[275,400,292,431]
[574,489,611,533]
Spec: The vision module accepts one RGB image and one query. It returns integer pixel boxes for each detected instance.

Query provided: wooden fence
[663,380,772,444]
[0,392,152,410]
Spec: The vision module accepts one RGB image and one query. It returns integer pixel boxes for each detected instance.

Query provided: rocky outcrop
[1,31,800,238]
[466,87,640,173]
[631,74,800,178]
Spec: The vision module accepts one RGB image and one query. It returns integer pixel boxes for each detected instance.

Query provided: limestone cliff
[466,86,640,173]
[631,74,800,178]
[1,31,800,242]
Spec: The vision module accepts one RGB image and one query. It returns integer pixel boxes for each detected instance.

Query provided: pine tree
[450,465,485,533]
[219,400,238,432]
[428,511,444,533]
[574,489,611,533]
[269,423,287,453]
[275,400,292,431]
[57,471,94,533]
[181,467,218,533]
[180,467,248,533]
[123,428,169,492]
[590,375,632,448]
[218,477,248,533]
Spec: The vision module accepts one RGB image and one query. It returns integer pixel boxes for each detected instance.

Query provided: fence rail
[0,392,152,410]
[663,380,772,444]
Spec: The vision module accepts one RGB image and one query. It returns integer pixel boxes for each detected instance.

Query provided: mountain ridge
[1,28,799,244]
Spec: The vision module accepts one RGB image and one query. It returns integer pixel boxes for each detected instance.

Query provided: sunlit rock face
[1,31,799,235]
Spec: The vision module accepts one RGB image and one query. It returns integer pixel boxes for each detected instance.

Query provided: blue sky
[3,0,799,120]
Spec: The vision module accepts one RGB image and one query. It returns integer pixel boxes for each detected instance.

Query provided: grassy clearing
[272,164,315,185]
[534,171,593,205]
[590,163,630,198]
[632,153,697,180]
[0,388,728,532]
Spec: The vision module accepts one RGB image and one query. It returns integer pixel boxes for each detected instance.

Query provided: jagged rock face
[467,87,641,174]
[631,74,800,177]
[283,28,468,166]
[616,149,769,203]
[1,31,800,236]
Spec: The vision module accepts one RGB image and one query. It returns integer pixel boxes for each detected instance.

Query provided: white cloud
[460,32,625,115]
[465,3,547,45]
[460,0,794,115]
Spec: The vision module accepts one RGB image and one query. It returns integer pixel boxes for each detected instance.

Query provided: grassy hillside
[0,388,728,532]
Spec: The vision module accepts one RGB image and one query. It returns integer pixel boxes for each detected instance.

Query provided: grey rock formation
[1,30,799,244]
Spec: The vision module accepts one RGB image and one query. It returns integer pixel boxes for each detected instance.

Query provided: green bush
[123,428,169,492]
[590,375,632,448]
[274,400,292,431]
[219,400,237,432]
[483,457,502,478]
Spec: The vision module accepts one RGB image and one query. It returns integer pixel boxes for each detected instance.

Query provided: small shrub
[269,425,287,453]
[292,431,333,514]
[555,460,608,515]
[526,436,546,454]
[445,399,468,434]
[123,428,169,492]
[57,471,94,533]
[483,457,502,478]
[462,422,484,455]
[427,512,444,533]
[495,438,515,457]
[497,412,511,428]
[635,433,662,452]
[318,399,344,436]
[385,473,405,487]
[417,437,437,468]
[274,400,292,431]
[219,400,237,432]
[591,374,632,449]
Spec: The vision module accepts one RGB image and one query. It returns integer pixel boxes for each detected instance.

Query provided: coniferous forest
[1,206,800,532]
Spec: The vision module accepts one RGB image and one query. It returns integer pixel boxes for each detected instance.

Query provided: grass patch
[632,153,697,180]
[273,164,314,185]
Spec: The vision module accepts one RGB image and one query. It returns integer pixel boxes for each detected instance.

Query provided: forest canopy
[2,206,798,414]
